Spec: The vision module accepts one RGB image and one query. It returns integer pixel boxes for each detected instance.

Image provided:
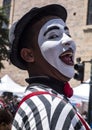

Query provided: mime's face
[37,17,76,78]
[27,16,76,80]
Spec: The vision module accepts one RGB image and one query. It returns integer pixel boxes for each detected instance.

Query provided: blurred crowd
[0,92,20,130]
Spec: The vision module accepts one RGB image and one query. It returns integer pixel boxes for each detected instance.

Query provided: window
[87,0,92,25]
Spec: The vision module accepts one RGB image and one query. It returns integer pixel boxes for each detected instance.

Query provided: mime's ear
[20,48,34,63]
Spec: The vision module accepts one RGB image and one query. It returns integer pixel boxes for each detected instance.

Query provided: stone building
[0,0,92,87]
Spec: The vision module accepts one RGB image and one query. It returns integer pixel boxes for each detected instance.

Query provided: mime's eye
[64,26,71,37]
[48,34,58,39]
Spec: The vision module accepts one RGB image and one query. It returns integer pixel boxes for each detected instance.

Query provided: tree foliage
[0,6,9,70]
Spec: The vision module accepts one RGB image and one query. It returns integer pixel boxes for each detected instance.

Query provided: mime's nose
[64,43,70,46]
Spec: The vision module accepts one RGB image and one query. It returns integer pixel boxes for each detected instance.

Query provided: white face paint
[38,19,76,78]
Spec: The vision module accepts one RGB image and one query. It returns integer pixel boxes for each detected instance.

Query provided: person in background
[82,111,88,121]
[9,4,90,130]
[0,109,13,130]
[0,96,6,109]
[0,97,13,130]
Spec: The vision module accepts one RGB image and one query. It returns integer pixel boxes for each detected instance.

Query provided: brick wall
[0,0,92,87]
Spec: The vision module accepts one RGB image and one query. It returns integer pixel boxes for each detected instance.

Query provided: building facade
[0,0,92,87]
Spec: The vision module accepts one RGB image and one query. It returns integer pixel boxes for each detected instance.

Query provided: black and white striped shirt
[12,77,90,130]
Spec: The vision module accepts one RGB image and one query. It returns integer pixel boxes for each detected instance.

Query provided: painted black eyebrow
[44,26,59,36]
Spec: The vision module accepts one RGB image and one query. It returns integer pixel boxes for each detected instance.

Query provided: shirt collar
[26,76,65,94]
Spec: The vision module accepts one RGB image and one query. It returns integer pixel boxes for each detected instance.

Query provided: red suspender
[77,112,90,130]
[18,91,50,108]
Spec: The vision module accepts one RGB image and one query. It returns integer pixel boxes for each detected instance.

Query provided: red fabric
[77,112,90,130]
[63,82,73,98]
[18,91,50,108]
